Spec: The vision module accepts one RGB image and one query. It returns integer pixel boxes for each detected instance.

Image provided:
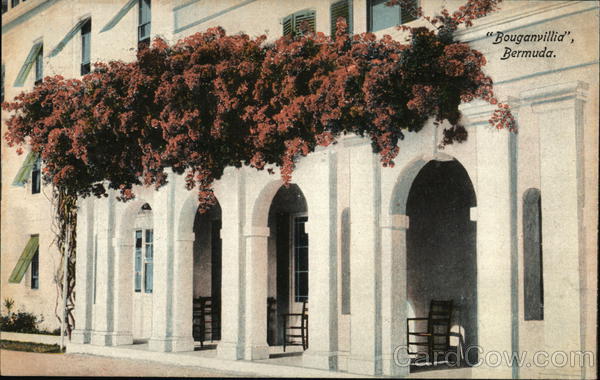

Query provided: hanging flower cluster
[3,0,514,211]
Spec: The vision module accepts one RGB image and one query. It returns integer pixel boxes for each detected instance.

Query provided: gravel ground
[0,349,257,377]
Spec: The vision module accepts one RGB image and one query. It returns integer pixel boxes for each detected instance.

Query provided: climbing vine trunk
[53,187,77,338]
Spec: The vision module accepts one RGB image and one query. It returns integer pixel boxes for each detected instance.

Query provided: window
[341,208,351,314]
[283,9,316,38]
[523,188,543,320]
[367,0,417,32]
[11,0,19,8]
[293,216,308,302]
[331,0,353,36]
[144,229,153,293]
[34,45,43,85]
[31,156,41,194]
[134,228,153,293]
[134,230,142,292]
[138,0,151,45]
[81,19,91,75]
[2,1,7,15]
[30,247,39,289]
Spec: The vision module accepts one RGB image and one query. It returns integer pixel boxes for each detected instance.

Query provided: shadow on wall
[406,160,478,364]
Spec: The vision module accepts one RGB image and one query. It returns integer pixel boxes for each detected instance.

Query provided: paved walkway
[0,349,257,377]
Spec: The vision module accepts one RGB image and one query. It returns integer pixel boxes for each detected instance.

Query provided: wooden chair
[282,300,308,351]
[407,300,453,363]
[192,296,219,347]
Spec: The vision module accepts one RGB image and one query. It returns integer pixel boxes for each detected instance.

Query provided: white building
[1,0,597,378]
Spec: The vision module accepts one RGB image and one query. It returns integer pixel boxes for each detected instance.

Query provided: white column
[110,237,134,345]
[463,101,515,378]
[90,192,117,346]
[149,169,194,352]
[347,142,382,375]
[302,150,339,370]
[524,82,587,378]
[217,169,246,360]
[243,225,270,360]
[72,197,94,344]
[171,233,195,350]
[380,214,410,376]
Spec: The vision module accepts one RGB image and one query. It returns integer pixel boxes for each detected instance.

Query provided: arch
[389,152,476,216]
[176,191,201,239]
[115,199,154,244]
[112,198,154,341]
[404,158,478,366]
[265,182,309,346]
[250,179,285,228]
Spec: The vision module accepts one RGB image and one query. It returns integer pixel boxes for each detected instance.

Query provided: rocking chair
[407,300,453,363]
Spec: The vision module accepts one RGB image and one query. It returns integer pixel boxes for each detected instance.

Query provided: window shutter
[13,42,42,87]
[294,9,316,36]
[282,14,293,37]
[8,235,40,284]
[12,151,39,187]
[331,0,352,36]
[99,0,137,33]
[48,17,90,58]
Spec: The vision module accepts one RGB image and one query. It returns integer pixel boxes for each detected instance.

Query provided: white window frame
[134,228,153,293]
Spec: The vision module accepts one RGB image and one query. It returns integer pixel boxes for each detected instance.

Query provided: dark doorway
[193,202,222,346]
[266,184,308,347]
[406,159,477,366]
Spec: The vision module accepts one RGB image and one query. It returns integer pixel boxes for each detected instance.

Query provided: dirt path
[0,349,256,377]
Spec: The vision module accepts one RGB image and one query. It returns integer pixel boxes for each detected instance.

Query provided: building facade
[1,0,598,378]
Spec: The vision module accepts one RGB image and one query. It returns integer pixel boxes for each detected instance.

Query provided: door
[132,228,153,339]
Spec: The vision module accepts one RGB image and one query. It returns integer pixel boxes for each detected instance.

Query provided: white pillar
[149,169,194,352]
[381,214,410,376]
[301,150,339,370]
[171,233,195,350]
[90,192,117,346]
[72,197,94,344]
[110,236,134,345]
[243,225,270,360]
[462,101,515,378]
[347,142,382,375]
[524,82,587,378]
[217,169,246,360]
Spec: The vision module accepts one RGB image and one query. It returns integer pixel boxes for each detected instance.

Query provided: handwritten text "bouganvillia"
[485,30,574,61]
[492,31,571,45]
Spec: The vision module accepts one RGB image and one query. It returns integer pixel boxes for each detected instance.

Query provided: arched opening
[266,184,308,350]
[132,202,154,341]
[405,159,477,367]
[192,201,222,349]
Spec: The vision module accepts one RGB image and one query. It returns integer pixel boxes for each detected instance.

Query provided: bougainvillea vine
[3,0,516,214]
